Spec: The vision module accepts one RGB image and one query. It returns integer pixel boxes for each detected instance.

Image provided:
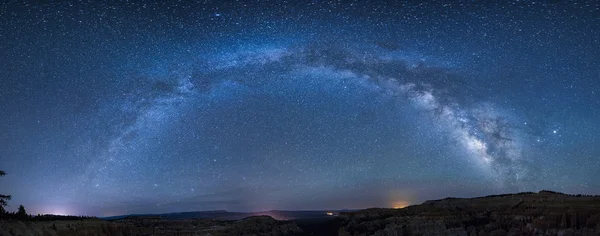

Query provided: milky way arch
[85,43,532,192]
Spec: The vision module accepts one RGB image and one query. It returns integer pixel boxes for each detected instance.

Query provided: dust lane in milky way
[0,1,599,216]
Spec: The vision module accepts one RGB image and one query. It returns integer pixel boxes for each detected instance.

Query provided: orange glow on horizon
[392,200,409,209]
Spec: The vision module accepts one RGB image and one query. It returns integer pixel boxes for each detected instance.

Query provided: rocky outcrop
[213,216,303,236]
[0,215,303,236]
[338,191,600,236]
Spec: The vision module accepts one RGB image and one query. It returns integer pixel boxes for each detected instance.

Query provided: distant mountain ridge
[102,209,359,221]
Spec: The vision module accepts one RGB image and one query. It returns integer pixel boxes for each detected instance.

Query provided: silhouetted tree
[0,170,11,214]
[17,205,27,220]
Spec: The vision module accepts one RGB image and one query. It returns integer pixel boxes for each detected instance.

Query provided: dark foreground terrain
[2,190,600,236]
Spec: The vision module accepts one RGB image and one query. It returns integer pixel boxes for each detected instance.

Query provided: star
[1,1,598,217]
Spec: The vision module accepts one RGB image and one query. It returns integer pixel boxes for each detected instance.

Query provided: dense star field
[0,1,599,217]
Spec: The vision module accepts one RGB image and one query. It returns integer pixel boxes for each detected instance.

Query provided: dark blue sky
[0,1,599,216]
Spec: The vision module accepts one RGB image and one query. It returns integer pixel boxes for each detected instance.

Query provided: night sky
[1,1,599,217]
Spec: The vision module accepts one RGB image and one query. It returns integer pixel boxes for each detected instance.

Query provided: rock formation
[337,191,600,236]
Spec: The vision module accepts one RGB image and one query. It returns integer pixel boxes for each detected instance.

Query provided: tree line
[0,170,96,221]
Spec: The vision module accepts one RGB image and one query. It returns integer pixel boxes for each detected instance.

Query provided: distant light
[326,212,334,216]
[553,130,557,134]
[392,200,409,209]
[48,209,70,216]
[215,13,221,17]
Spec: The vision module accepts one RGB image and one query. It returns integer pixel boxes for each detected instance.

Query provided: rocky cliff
[337,191,600,236]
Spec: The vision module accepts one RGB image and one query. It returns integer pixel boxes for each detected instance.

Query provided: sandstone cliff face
[0,215,303,236]
[337,191,600,236]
